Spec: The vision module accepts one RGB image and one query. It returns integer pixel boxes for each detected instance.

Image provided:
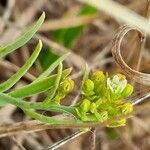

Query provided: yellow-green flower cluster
[53,78,74,104]
[76,71,133,127]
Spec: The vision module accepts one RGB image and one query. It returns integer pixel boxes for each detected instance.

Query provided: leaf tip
[38,39,43,49]
[41,11,45,20]
[69,67,73,72]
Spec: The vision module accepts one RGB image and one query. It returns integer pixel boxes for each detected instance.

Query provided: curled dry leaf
[112,24,150,86]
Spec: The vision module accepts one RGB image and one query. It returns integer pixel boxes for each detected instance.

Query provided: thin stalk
[10,136,26,150]
[41,131,86,150]
[131,93,150,105]
[90,128,96,150]
[43,63,63,103]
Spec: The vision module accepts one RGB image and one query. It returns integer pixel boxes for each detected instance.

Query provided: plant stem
[24,109,80,125]
[0,93,76,114]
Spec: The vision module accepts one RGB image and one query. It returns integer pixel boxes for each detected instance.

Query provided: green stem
[0,93,76,114]
[24,109,81,125]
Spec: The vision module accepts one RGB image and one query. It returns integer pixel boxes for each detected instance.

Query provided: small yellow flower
[79,99,91,113]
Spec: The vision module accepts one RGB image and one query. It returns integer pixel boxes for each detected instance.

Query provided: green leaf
[43,63,63,103]
[0,92,76,114]
[9,68,72,98]
[0,99,9,106]
[0,12,45,58]
[36,52,70,81]
[0,40,42,92]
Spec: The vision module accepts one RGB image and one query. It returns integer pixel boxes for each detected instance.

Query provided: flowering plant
[76,71,133,127]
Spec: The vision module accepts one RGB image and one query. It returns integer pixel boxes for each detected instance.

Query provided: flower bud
[121,84,133,98]
[82,79,94,96]
[122,102,133,114]
[79,99,91,112]
[91,71,105,85]
[59,78,74,95]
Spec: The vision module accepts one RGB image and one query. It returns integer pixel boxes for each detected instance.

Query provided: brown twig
[0,0,15,33]
[0,58,36,81]
[90,128,96,150]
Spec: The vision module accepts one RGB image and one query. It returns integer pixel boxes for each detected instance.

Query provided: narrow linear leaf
[0,40,42,92]
[81,63,90,89]
[35,52,70,82]
[0,99,8,106]
[24,109,78,125]
[9,68,72,98]
[43,63,63,103]
[0,93,75,114]
[0,12,45,58]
